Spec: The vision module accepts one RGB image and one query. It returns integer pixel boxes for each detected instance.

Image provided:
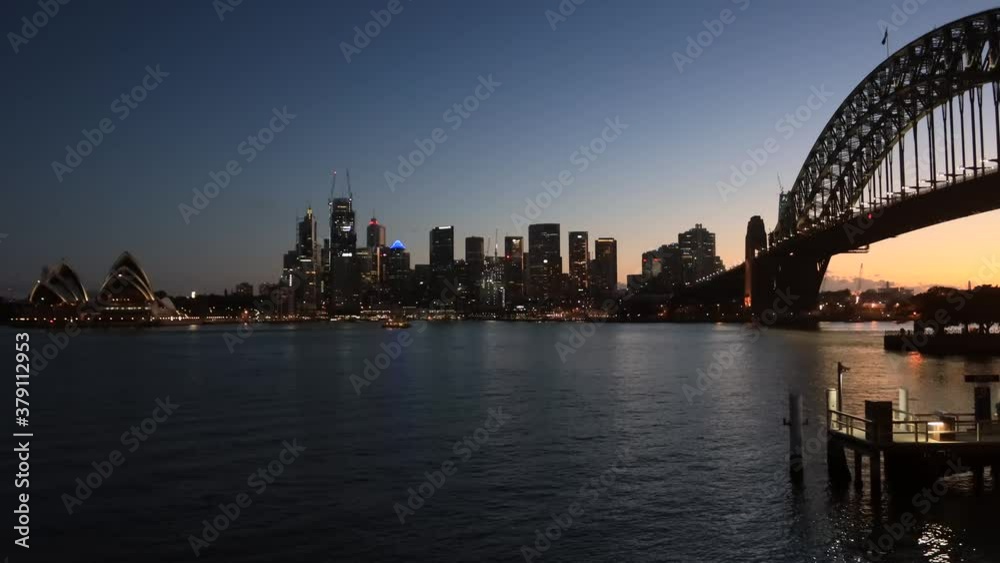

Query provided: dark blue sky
[3,0,998,295]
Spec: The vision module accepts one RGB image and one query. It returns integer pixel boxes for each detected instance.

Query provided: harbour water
[4,322,1000,562]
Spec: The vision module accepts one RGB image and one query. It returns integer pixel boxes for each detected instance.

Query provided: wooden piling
[870,451,882,499]
[789,393,803,478]
[865,400,893,502]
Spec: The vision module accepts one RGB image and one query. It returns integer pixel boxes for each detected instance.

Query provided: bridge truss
[776,8,1000,242]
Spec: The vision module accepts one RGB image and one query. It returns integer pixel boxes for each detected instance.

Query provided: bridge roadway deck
[677,170,1000,303]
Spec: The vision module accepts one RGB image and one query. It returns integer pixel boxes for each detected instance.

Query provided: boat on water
[382,318,411,329]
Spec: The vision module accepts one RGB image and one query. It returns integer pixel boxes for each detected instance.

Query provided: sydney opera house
[18,252,181,325]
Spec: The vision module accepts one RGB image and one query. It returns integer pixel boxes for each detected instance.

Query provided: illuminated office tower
[568,231,589,296]
[503,236,525,301]
[593,237,617,301]
[528,223,560,300]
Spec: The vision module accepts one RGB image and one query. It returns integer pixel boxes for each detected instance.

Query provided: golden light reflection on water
[918,523,954,563]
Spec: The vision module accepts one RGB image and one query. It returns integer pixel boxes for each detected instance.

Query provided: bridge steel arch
[776,8,1000,239]
[677,9,1000,319]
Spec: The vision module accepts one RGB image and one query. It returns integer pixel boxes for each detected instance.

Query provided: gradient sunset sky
[2,0,999,296]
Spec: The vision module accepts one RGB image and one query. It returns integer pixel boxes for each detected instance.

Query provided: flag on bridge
[881,28,889,45]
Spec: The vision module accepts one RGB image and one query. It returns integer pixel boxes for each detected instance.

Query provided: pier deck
[825,406,1000,492]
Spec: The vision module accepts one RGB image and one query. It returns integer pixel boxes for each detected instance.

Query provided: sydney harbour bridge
[676,8,1000,316]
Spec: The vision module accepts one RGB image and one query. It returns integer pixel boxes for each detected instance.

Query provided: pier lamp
[837,362,851,412]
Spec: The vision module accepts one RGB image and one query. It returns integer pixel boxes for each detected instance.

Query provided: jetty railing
[827,409,871,439]
[831,408,994,443]
[890,412,988,443]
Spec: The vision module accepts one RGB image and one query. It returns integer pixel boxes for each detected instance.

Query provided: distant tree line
[911,285,1000,333]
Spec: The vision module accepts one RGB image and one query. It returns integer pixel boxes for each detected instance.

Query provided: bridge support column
[773,254,829,315]
[745,216,768,312]
[749,252,830,318]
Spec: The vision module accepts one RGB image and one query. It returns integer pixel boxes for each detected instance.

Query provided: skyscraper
[504,236,525,301]
[297,207,317,255]
[568,231,589,292]
[320,238,330,298]
[480,252,504,309]
[593,237,618,300]
[330,199,357,258]
[464,236,486,304]
[282,250,298,289]
[465,236,485,265]
[367,215,386,250]
[678,224,723,283]
[382,240,411,304]
[528,224,561,300]
[279,251,300,318]
[430,226,455,273]
[294,207,320,315]
[355,246,377,290]
[329,172,359,311]
[642,243,683,288]
[429,226,455,300]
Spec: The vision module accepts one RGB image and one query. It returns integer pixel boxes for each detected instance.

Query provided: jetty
[820,373,1000,495]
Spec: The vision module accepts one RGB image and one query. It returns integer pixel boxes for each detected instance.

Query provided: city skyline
[3,1,1000,296]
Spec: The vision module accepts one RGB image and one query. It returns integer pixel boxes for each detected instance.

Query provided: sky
[2,0,999,296]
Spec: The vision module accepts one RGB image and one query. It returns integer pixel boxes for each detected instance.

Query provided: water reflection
[3,322,999,562]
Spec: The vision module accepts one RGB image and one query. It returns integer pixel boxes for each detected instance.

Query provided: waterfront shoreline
[4,317,911,329]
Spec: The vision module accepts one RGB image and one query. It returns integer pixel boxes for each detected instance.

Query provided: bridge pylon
[746,215,829,317]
